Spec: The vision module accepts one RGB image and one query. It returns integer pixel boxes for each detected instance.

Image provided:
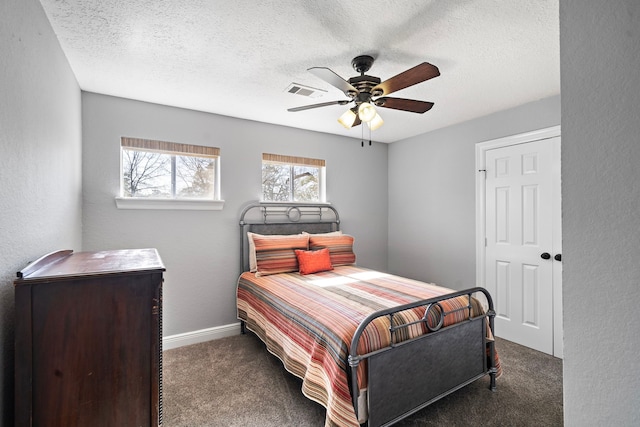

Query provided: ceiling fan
[288,55,440,131]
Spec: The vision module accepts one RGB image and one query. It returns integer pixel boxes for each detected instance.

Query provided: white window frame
[261,153,327,204]
[115,137,224,211]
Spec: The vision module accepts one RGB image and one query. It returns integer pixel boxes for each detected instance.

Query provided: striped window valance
[121,137,220,158]
[262,153,325,167]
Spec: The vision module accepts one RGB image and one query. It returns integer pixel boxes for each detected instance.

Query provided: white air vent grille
[285,83,326,98]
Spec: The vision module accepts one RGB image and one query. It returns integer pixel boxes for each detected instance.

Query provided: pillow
[247,232,308,272]
[308,234,356,266]
[252,233,309,276]
[302,230,343,236]
[295,248,334,275]
[247,232,259,272]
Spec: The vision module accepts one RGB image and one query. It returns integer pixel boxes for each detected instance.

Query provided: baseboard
[162,322,242,350]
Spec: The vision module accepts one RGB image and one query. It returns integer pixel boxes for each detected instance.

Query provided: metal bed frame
[238,202,497,427]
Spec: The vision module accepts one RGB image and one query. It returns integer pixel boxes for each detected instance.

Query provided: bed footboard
[348,287,497,427]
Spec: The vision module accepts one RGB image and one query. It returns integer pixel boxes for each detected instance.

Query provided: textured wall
[0,0,82,425]
[560,1,640,425]
[81,92,388,336]
[387,96,561,290]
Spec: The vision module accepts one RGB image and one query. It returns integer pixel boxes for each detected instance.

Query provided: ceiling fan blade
[308,67,359,95]
[288,100,350,112]
[374,97,434,113]
[371,62,440,96]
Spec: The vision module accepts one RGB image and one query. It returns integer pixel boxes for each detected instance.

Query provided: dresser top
[15,248,165,283]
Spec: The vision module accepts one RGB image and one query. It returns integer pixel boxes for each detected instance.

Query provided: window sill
[115,197,225,211]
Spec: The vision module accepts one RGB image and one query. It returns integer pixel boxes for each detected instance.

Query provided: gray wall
[388,95,561,289]
[81,92,388,336]
[560,1,640,425]
[0,0,83,425]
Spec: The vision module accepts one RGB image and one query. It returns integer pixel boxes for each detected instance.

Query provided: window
[116,137,223,210]
[262,153,326,203]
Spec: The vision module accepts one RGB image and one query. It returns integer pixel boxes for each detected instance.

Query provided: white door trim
[475,125,562,357]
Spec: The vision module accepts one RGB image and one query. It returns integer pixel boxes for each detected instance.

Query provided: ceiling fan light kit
[288,54,440,138]
[338,108,358,129]
[357,102,377,122]
[367,112,384,130]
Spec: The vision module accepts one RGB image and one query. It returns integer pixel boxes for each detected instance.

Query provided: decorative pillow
[308,234,356,266]
[295,248,334,275]
[252,233,309,276]
[247,232,310,272]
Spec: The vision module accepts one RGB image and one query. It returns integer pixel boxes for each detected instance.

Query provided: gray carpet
[163,334,563,426]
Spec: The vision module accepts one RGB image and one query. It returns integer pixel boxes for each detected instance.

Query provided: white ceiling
[39,0,560,143]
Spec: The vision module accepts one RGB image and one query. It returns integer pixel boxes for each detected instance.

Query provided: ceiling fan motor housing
[349,55,381,101]
[348,75,381,100]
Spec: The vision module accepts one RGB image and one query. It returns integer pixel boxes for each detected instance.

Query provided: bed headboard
[239,202,340,272]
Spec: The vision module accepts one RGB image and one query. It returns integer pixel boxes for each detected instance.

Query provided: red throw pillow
[295,248,334,275]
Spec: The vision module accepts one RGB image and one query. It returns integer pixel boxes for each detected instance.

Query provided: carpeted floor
[163,334,563,426]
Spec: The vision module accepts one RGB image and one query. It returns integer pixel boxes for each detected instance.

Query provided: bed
[236,203,499,427]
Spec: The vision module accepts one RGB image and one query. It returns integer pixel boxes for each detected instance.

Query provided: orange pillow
[308,234,356,266]
[253,233,309,276]
[295,248,334,275]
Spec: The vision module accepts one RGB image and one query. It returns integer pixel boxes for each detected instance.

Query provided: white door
[477,129,562,356]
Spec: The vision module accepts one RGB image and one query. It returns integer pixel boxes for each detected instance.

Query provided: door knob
[540,252,551,260]
[554,254,562,261]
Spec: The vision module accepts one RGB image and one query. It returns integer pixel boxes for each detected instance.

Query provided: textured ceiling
[38,0,559,143]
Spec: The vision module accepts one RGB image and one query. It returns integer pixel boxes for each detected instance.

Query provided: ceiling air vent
[285,83,326,98]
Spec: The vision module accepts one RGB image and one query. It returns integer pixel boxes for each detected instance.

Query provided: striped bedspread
[237,265,499,427]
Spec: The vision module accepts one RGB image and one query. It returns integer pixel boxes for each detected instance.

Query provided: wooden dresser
[14,248,165,427]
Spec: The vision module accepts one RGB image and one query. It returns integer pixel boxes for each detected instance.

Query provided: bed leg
[486,305,497,392]
[240,320,246,334]
[488,339,497,392]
